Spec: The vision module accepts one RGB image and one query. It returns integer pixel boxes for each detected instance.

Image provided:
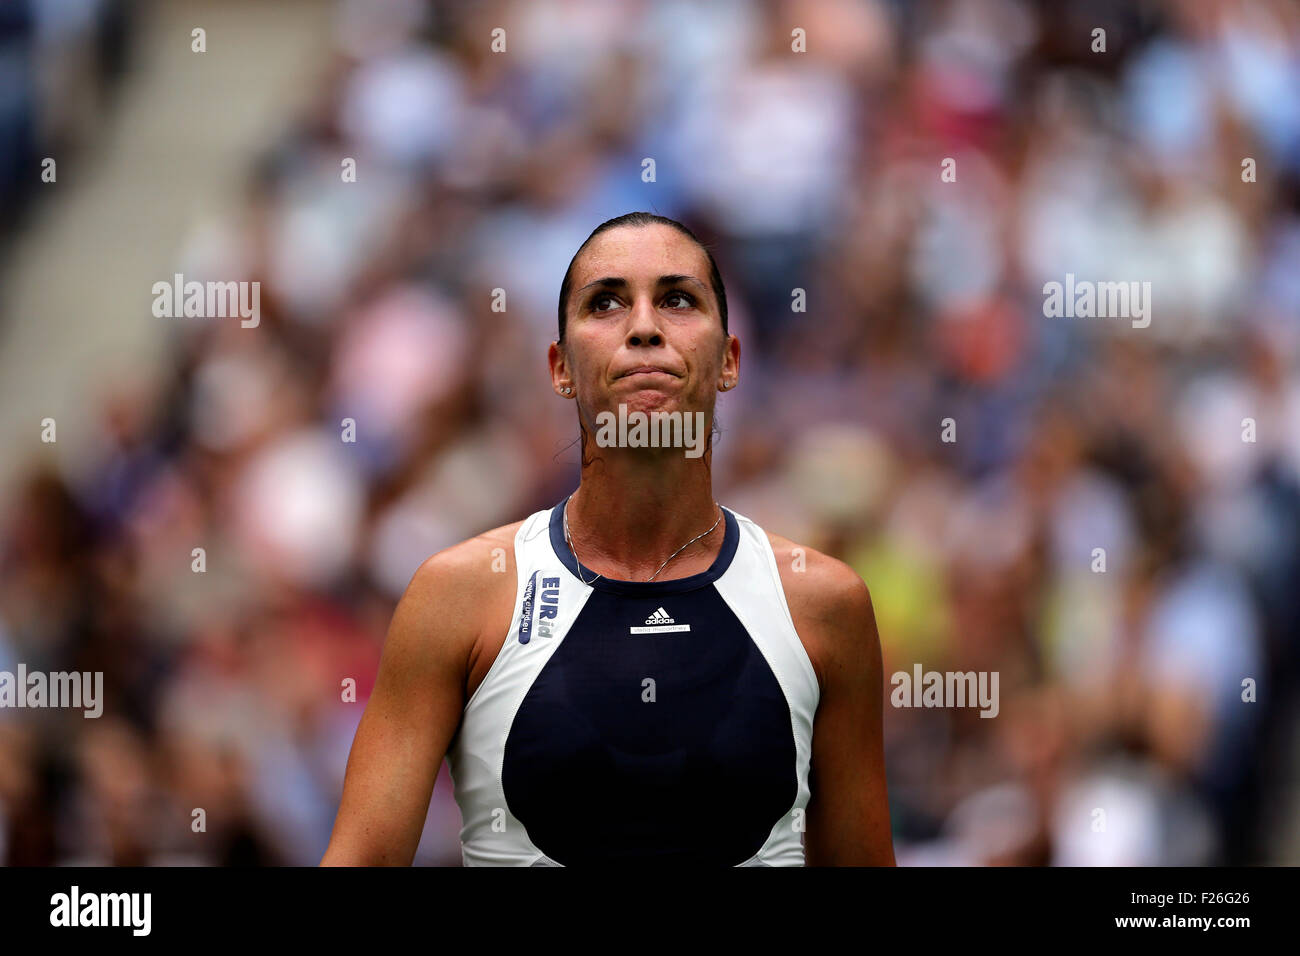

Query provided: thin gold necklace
[563,497,723,584]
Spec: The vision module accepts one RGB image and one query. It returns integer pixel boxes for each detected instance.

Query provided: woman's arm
[320,549,480,866]
[776,540,896,865]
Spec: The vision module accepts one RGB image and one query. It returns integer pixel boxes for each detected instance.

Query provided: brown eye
[665,291,696,309]
[591,294,619,312]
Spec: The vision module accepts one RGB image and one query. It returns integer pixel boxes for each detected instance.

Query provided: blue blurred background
[1,0,1299,865]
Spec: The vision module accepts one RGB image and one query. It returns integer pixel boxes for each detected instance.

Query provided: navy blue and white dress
[444,495,820,866]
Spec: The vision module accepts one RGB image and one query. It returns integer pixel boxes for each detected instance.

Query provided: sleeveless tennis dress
[444,494,820,866]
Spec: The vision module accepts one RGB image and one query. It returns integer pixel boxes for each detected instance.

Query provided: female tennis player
[321,212,895,866]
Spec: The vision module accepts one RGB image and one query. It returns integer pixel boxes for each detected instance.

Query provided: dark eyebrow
[574,274,709,297]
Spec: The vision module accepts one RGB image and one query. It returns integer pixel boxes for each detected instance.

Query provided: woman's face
[550,224,739,430]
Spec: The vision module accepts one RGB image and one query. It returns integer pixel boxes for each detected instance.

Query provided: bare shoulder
[389,520,524,655]
[413,520,524,582]
[764,530,875,623]
[394,520,526,700]
[764,530,878,694]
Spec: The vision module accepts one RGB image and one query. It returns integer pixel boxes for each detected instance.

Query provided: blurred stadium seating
[1,0,1299,865]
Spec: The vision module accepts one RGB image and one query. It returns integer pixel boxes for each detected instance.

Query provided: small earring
[561,386,573,395]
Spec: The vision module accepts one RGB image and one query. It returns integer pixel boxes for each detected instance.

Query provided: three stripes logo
[630,606,691,635]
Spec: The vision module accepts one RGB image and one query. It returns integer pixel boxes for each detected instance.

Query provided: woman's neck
[564,440,722,581]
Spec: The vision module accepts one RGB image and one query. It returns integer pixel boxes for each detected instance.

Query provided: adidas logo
[630,606,689,634]
[645,607,675,625]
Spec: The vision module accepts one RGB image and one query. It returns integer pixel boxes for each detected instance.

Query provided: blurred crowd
[0,0,134,251]
[2,0,1300,865]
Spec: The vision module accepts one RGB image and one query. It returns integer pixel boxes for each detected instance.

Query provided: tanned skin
[322,223,894,866]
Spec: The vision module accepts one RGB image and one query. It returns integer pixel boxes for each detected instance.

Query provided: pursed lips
[619,366,678,378]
